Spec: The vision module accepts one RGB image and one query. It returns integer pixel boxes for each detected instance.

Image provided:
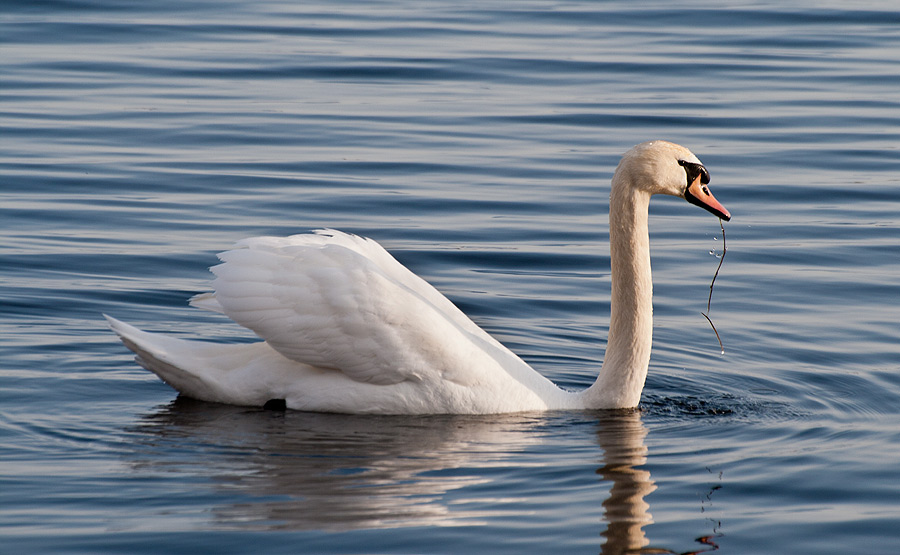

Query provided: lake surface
[3,1,900,553]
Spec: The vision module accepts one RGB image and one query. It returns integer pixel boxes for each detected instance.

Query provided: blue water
[3,1,900,553]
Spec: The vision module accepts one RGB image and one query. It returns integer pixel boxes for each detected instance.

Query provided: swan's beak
[685,175,731,221]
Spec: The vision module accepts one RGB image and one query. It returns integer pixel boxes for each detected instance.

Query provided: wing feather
[203,230,511,386]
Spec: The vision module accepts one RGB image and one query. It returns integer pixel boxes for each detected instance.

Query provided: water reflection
[131,398,547,530]
[593,411,656,554]
[129,399,702,552]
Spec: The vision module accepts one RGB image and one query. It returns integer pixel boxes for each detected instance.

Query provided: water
[3,1,900,552]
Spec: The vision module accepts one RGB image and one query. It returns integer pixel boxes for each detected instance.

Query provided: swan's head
[615,140,731,221]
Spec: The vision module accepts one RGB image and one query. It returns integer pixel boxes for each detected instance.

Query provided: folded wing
[192,230,521,387]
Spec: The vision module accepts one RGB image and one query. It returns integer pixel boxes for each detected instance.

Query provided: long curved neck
[582,180,653,408]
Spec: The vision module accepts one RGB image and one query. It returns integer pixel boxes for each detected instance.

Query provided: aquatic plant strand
[701,219,727,354]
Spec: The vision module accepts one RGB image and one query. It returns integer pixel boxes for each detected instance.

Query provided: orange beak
[685,174,731,221]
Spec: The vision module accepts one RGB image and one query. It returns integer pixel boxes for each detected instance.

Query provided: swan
[107,140,731,414]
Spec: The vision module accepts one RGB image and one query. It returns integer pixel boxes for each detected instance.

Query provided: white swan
[107,140,730,414]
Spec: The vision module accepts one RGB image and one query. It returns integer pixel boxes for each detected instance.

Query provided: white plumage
[108,140,730,414]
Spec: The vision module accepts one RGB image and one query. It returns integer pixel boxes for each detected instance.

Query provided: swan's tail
[105,315,273,406]
[105,315,216,398]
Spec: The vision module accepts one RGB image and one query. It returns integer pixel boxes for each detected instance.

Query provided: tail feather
[105,315,277,406]
[105,315,216,397]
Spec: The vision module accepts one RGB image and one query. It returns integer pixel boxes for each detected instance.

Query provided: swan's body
[108,141,730,414]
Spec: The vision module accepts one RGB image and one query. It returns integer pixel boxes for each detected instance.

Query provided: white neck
[580,178,654,408]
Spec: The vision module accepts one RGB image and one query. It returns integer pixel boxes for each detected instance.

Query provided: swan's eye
[678,160,710,186]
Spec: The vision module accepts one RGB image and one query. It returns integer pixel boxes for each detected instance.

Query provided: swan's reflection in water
[131,398,685,552]
[594,411,656,553]
[133,398,547,530]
